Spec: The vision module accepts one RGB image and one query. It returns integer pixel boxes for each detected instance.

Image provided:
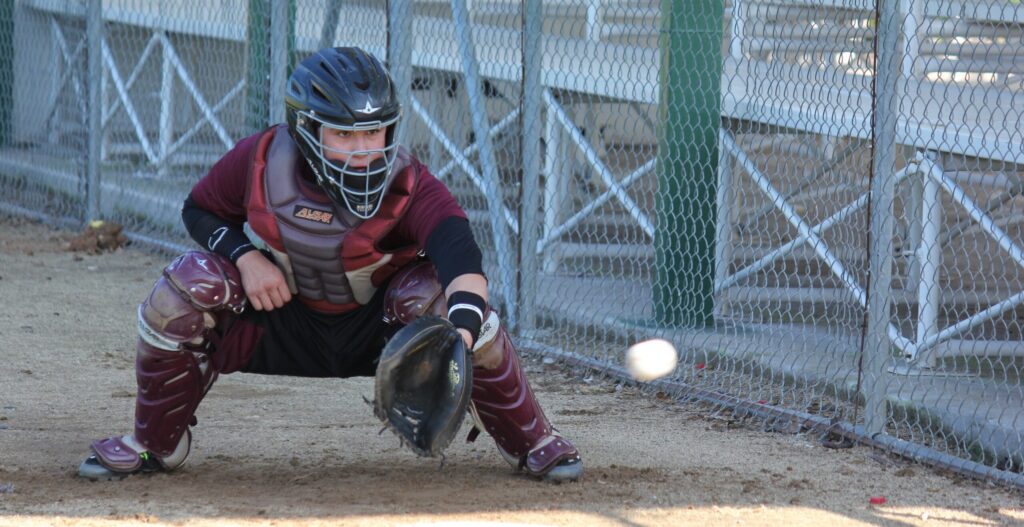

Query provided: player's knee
[138,251,245,351]
[163,251,245,311]
[385,260,506,369]
[383,261,445,324]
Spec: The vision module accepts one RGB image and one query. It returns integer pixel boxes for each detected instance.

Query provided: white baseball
[625,339,678,381]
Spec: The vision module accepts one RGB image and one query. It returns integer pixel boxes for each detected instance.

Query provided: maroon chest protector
[245,126,421,313]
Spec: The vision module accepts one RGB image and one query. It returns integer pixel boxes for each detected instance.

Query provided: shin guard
[88,251,240,475]
[89,339,214,474]
[133,339,217,458]
[468,324,581,479]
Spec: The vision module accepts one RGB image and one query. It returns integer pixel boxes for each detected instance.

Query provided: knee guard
[132,251,243,457]
[382,261,503,367]
[382,260,446,324]
[383,261,581,479]
[138,251,246,351]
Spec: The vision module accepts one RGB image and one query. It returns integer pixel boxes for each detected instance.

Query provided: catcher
[78,47,582,482]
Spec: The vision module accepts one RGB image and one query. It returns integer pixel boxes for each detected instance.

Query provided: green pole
[0,0,13,146]
[653,0,724,328]
[287,0,296,75]
[246,0,294,130]
[246,0,270,132]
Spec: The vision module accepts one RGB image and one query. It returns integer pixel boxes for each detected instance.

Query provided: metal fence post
[246,0,270,131]
[542,101,565,274]
[864,0,902,435]
[450,0,517,327]
[319,0,343,50]
[268,0,292,126]
[0,0,12,146]
[158,35,174,178]
[914,152,942,366]
[729,0,745,60]
[900,0,923,79]
[654,0,722,328]
[519,0,543,335]
[714,139,735,317]
[86,0,103,222]
[388,0,413,147]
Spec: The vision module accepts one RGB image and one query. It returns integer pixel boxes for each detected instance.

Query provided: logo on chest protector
[293,205,334,224]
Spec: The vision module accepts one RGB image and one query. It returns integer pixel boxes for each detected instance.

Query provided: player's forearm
[181,194,256,263]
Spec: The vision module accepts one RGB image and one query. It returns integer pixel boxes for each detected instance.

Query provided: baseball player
[78,47,583,482]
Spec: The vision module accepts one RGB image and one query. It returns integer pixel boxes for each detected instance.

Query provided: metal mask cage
[295,110,401,219]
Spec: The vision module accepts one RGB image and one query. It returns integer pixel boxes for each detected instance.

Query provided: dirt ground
[0,215,1022,527]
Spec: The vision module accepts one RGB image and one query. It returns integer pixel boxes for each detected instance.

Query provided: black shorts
[236,285,399,378]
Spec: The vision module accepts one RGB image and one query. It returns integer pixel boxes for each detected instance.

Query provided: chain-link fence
[2,0,1023,488]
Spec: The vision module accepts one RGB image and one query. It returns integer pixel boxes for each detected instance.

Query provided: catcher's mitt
[373,316,472,457]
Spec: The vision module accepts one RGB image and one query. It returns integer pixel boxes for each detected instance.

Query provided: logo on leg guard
[472,312,500,353]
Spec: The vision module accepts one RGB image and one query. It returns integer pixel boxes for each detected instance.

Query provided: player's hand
[457,328,473,351]
[236,250,292,311]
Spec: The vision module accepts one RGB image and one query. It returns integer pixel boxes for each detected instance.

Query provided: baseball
[625,339,678,381]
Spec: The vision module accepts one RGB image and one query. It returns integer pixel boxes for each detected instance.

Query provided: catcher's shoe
[78,431,191,481]
[489,428,584,483]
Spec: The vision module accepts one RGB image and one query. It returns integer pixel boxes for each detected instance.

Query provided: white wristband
[448,303,484,321]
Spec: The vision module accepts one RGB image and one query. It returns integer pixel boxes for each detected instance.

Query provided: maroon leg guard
[134,339,217,457]
[88,340,215,475]
[87,251,244,475]
[469,326,582,479]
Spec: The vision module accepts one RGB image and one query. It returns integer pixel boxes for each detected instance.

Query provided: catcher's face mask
[294,111,400,220]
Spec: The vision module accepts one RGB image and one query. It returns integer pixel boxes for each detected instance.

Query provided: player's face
[321,127,387,168]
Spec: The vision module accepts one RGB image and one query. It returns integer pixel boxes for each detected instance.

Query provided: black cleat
[78,452,165,481]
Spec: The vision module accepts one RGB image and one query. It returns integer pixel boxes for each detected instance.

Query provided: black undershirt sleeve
[181,194,257,263]
[425,216,485,289]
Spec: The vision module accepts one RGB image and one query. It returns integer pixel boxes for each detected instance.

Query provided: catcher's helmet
[285,47,401,219]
